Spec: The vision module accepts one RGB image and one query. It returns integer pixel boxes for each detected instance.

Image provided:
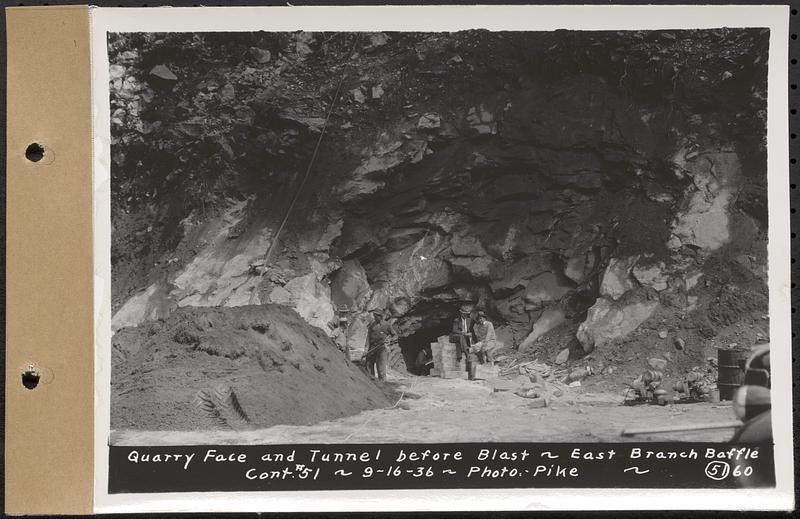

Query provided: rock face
[577,296,659,353]
[108,30,768,363]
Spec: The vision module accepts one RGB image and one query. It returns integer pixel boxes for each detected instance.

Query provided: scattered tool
[623,369,668,406]
[672,370,712,403]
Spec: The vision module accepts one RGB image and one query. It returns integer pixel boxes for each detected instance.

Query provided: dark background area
[0,0,797,517]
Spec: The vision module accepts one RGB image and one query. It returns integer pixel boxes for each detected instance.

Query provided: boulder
[518,307,567,352]
[110,64,126,80]
[648,358,668,370]
[576,296,659,352]
[600,256,639,300]
[555,348,570,365]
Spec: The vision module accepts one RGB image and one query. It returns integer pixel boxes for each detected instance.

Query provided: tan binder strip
[5,6,93,515]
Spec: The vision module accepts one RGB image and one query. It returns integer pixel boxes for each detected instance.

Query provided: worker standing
[471,310,496,364]
[365,309,396,381]
[451,305,474,366]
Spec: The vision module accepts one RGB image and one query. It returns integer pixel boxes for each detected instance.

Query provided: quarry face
[107,29,769,436]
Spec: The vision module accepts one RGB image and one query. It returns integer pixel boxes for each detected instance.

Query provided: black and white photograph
[91,5,792,512]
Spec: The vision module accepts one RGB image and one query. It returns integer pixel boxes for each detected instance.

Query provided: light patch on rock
[111,281,173,332]
[330,259,372,310]
[524,272,572,308]
[450,256,493,280]
[564,253,594,284]
[498,225,519,259]
[338,139,427,202]
[600,256,639,300]
[345,314,370,358]
[113,201,270,329]
[171,223,271,308]
[576,296,659,352]
[685,271,704,291]
[519,307,567,352]
[267,273,335,333]
[669,151,741,252]
[368,233,451,313]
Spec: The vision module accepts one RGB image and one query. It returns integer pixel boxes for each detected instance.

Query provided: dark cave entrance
[398,317,454,375]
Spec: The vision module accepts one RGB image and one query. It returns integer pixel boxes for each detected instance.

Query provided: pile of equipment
[623,369,669,406]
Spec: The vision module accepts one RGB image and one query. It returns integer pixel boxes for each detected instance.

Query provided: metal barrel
[717,347,750,400]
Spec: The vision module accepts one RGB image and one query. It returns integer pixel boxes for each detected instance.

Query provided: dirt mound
[111,304,394,431]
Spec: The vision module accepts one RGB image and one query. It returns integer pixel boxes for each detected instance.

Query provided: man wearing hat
[471,311,496,364]
[365,308,396,381]
[451,305,475,365]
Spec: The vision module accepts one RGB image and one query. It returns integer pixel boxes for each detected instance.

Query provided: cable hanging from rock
[261,34,361,268]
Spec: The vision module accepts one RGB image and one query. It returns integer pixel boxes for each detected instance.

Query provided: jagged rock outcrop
[108,30,769,362]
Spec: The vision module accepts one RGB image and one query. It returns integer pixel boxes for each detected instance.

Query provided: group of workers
[361,304,496,381]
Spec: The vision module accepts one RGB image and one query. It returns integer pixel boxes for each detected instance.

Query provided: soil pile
[111,305,394,430]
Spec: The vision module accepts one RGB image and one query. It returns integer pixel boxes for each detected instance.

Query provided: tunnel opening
[398,312,458,375]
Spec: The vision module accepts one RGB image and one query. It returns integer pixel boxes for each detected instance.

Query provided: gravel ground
[111,372,737,445]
